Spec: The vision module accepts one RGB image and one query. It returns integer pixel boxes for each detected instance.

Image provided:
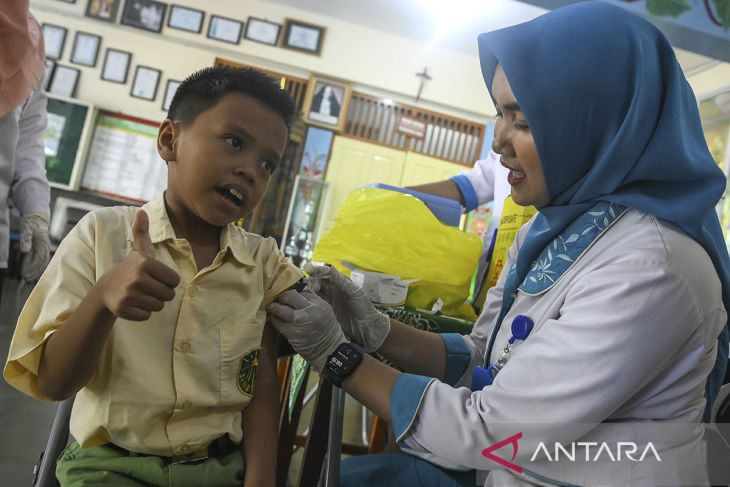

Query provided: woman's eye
[514,123,530,132]
[224,136,241,150]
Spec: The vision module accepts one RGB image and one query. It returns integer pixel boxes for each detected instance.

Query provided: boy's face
[160,93,289,227]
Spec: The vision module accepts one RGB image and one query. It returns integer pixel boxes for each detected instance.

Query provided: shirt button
[188,286,197,297]
[180,445,190,453]
[180,341,191,353]
[182,400,192,410]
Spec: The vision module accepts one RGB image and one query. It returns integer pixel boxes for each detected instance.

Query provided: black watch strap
[324,342,364,388]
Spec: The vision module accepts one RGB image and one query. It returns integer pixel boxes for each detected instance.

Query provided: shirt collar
[219,223,256,267]
[140,193,177,244]
[137,193,256,266]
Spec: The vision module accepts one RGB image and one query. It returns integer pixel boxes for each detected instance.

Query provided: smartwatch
[324,342,364,387]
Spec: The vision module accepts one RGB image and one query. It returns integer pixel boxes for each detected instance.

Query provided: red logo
[482,432,523,473]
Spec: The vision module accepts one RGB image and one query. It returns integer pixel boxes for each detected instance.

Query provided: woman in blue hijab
[269,2,730,485]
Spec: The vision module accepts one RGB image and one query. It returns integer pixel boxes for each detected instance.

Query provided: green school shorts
[55,441,244,487]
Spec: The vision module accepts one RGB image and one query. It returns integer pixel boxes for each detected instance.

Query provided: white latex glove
[304,263,390,353]
[268,290,347,372]
[19,213,51,282]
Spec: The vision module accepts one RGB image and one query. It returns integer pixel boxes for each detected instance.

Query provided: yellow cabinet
[399,152,467,186]
[320,136,407,235]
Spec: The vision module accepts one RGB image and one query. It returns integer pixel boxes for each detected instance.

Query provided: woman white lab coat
[394,207,724,485]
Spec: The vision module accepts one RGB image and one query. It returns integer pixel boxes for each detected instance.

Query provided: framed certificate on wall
[131,66,161,100]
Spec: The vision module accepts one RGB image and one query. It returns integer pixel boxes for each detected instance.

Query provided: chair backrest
[33,397,74,487]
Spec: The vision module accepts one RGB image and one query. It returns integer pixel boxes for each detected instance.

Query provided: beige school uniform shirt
[4,194,303,456]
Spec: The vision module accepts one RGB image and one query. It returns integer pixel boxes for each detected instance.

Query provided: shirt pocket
[219,318,264,406]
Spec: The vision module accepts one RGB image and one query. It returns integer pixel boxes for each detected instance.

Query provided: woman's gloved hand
[267,290,346,372]
[304,263,390,353]
[19,213,51,282]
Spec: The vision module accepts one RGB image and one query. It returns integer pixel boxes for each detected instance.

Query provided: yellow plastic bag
[313,188,483,319]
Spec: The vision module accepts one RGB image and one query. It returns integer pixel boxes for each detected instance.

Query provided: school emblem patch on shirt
[237,348,261,396]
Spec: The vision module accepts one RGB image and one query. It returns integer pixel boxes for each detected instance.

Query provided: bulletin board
[44,95,95,190]
[81,111,167,203]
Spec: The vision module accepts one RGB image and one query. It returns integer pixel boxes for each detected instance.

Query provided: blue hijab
[478,1,729,421]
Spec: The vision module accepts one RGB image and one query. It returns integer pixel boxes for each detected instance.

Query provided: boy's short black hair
[167,66,296,130]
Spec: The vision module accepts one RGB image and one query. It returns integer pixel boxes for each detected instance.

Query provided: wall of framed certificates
[35,0,332,124]
[32,0,517,121]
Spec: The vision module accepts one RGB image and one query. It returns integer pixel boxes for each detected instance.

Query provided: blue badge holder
[470,315,534,392]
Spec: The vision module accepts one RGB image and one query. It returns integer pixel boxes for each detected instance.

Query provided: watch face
[327,344,362,377]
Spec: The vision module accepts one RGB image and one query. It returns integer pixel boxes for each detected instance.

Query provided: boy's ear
[157,119,178,163]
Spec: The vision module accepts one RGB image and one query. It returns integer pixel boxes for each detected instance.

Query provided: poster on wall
[81,111,167,202]
[299,127,333,180]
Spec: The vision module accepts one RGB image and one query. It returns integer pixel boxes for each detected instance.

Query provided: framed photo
[167,4,204,33]
[162,79,180,111]
[48,65,81,98]
[302,76,352,132]
[130,66,161,100]
[85,0,120,22]
[282,19,325,56]
[207,15,242,45]
[70,32,101,67]
[42,24,67,60]
[244,17,280,46]
[101,48,131,83]
[121,0,167,33]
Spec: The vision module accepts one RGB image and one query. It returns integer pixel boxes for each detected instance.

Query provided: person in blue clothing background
[269,2,730,485]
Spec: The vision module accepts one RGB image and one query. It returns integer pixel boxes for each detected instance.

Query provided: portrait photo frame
[100,48,131,84]
[167,4,204,33]
[130,65,161,101]
[302,75,352,132]
[121,0,167,33]
[281,19,325,56]
[162,79,180,111]
[85,0,121,22]
[42,24,67,60]
[207,15,243,44]
[70,31,101,67]
[48,65,81,98]
[244,17,280,46]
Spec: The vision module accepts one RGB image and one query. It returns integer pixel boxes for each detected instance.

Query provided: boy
[4,67,303,486]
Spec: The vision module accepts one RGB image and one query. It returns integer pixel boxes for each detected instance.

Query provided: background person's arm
[409,153,499,211]
[406,179,465,204]
[10,76,50,218]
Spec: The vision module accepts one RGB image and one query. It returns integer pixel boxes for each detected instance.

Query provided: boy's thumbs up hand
[132,209,155,258]
[97,209,181,322]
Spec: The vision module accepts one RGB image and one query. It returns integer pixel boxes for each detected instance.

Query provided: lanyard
[471,313,534,391]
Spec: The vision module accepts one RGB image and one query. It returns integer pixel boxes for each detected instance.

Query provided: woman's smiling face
[491,64,551,208]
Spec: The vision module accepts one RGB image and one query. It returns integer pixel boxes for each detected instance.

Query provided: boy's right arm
[37,210,180,400]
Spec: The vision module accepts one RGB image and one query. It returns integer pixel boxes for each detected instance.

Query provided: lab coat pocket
[219,319,264,406]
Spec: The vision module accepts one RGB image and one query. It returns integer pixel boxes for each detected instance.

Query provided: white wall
[30,0,493,124]
[689,63,730,101]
